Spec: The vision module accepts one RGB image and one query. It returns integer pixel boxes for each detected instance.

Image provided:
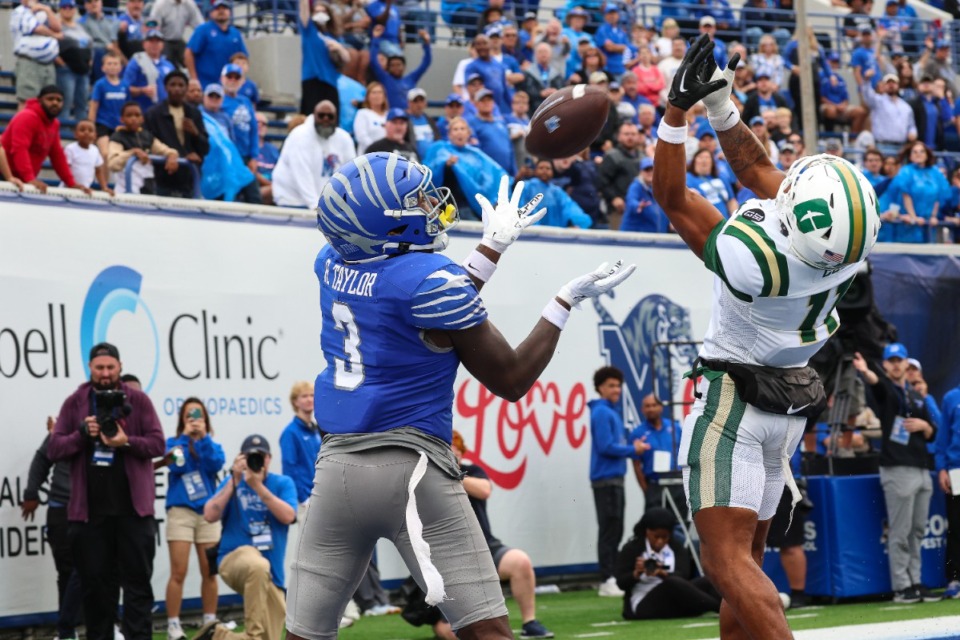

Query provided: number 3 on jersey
[332,302,364,389]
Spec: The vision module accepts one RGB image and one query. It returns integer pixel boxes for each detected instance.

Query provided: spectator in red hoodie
[0,85,90,194]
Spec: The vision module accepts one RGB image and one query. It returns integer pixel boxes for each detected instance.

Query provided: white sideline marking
[590,621,629,627]
[574,633,614,638]
[681,621,720,628]
[701,615,960,640]
[880,605,918,611]
[785,613,820,620]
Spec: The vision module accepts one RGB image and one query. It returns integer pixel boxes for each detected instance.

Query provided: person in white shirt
[353,81,388,154]
[271,100,356,208]
[615,508,721,620]
[62,119,112,194]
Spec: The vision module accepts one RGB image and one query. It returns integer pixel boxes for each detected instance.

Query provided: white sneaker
[598,577,624,597]
[114,625,124,640]
[338,617,354,629]
[342,599,361,622]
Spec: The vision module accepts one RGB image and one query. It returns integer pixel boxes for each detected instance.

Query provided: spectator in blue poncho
[622,157,668,232]
[888,141,950,243]
[422,116,505,221]
[520,158,592,228]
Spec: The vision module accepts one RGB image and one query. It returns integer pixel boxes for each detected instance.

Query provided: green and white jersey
[700,199,859,368]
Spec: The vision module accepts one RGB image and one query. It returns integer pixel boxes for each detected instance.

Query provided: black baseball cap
[241,434,271,455]
[89,342,120,361]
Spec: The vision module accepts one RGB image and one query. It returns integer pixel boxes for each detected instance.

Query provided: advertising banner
[0,200,714,623]
[1,198,957,624]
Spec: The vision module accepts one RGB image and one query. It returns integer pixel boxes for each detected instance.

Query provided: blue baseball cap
[221,63,243,77]
[445,93,464,105]
[568,7,589,17]
[604,4,620,12]
[640,157,654,170]
[59,0,76,8]
[936,38,950,48]
[749,115,765,126]
[467,72,483,84]
[144,28,163,39]
[241,434,270,455]
[204,83,224,97]
[827,50,840,62]
[387,107,409,121]
[210,0,230,10]
[883,343,909,360]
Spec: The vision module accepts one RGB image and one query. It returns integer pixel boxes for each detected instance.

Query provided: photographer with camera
[159,399,226,640]
[48,342,166,640]
[200,435,296,640]
[614,508,721,621]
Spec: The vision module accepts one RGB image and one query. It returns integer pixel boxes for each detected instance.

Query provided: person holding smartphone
[161,399,226,640]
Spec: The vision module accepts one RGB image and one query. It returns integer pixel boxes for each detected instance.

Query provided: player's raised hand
[475,175,546,254]
[701,52,740,119]
[668,34,729,111]
[557,260,636,309]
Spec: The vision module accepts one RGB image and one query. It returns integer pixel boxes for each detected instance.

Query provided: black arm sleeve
[24,435,53,501]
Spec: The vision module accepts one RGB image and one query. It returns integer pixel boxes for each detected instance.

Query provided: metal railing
[124,155,202,199]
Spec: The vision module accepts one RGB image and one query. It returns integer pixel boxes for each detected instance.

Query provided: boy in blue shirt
[89,51,129,158]
[589,366,650,597]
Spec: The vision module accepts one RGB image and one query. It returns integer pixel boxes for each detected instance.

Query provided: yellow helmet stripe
[831,162,866,264]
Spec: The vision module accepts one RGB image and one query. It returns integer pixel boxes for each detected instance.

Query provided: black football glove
[667,34,729,111]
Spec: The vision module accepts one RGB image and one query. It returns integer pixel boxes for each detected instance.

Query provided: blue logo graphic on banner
[594,294,698,427]
[80,266,160,392]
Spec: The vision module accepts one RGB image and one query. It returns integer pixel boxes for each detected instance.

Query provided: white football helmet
[775,154,881,270]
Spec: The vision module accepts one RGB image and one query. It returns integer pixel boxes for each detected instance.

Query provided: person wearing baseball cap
[185,0,248,91]
[199,435,296,640]
[405,87,441,159]
[437,94,465,140]
[365,107,420,160]
[595,3,630,76]
[697,14,729,68]
[621,156,667,232]
[859,65,916,154]
[47,343,165,640]
[741,69,789,127]
[853,344,938,604]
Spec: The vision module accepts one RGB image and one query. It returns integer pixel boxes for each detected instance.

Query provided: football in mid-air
[525,84,609,159]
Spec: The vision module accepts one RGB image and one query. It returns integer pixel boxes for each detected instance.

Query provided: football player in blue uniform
[284,153,635,640]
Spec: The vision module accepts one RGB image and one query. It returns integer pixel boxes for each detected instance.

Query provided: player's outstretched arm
[462,175,545,291]
[652,105,724,260]
[695,36,786,199]
[445,261,636,402]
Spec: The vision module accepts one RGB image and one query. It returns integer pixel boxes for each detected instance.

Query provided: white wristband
[707,100,741,132]
[542,298,570,330]
[656,120,688,145]
[462,249,497,283]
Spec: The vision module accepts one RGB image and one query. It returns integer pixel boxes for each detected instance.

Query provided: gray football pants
[285,447,507,639]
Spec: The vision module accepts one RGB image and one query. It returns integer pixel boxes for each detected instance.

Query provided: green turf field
[161,590,960,640]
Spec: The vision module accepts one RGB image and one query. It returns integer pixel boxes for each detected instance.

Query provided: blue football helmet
[316,152,459,262]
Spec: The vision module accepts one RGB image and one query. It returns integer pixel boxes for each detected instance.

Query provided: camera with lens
[95,390,131,438]
[644,557,661,574]
[246,451,265,473]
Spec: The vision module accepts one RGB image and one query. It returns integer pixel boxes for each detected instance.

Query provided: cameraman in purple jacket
[48,342,166,640]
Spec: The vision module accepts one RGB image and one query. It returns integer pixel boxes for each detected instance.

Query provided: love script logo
[455,379,587,489]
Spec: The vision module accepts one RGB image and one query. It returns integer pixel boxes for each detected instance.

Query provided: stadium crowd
[4,0,960,237]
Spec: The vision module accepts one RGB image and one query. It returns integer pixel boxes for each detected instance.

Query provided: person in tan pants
[198,435,297,640]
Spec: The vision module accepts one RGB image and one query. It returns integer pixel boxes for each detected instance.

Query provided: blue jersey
[314,245,487,442]
[223,93,259,161]
[90,77,129,129]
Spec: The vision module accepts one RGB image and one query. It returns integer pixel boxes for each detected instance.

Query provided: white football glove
[558,260,637,309]
[475,175,546,254]
[702,53,741,131]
